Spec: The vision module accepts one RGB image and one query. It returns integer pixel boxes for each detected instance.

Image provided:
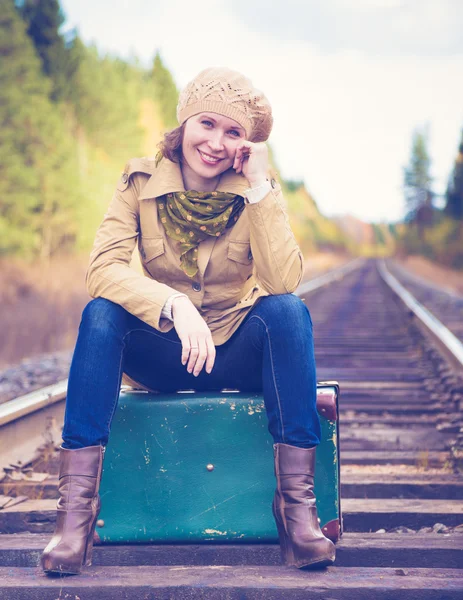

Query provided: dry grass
[0,256,90,368]
[394,255,463,295]
[0,251,353,369]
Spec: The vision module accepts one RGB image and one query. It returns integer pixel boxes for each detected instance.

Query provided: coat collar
[138,157,250,200]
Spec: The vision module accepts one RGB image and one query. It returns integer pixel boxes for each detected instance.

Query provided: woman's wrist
[247,176,268,189]
[172,295,191,315]
[244,179,272,204]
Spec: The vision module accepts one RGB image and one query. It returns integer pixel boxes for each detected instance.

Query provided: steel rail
[377,259,463,367]
[296,257,365,296]
[385,260,463,300]
[0,257,365,429]
[0,380,68,427]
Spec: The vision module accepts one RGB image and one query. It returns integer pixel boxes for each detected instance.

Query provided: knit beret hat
[177,67,273,143]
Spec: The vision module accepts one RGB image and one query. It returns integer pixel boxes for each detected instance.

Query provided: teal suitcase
[97,382,342,544]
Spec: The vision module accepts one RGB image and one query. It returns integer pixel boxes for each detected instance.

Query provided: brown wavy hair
[157,123,185,163]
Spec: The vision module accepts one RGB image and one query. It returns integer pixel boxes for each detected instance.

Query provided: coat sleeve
[245,178,303,294]
[85,170,178,332]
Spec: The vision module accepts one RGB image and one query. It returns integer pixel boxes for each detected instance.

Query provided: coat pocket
[227,240,252,266]
[226,240,253,291]
[140,236,165,262]
[139,236,168,281]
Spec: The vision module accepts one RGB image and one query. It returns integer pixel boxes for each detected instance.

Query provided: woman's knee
[257,294,313,328]
[80,298,128,337]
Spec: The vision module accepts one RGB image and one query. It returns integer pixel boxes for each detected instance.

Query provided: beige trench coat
[86,156,303,348]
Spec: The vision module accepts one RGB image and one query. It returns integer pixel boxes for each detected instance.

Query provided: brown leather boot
[41,445,104,575]
[272,442,336,569]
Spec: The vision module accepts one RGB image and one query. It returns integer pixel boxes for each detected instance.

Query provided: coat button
[192,282,201,292]
[270,178,277,189]
[121,173,128,184]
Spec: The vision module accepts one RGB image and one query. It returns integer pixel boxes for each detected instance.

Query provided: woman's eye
[202,120,213,127]
[229,130,240,137]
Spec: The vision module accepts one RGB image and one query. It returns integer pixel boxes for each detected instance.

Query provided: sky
[60,0,463,223]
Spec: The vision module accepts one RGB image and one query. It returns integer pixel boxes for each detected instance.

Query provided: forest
[2,0,462,265]
[0,0,462,366]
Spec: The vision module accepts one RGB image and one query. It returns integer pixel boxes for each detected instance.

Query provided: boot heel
[84,517,97,567]
[272,501,295,566]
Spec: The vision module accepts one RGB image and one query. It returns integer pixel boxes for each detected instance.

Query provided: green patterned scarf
[157,190,245,277]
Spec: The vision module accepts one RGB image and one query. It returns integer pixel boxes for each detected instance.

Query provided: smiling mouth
[198,149,224,165]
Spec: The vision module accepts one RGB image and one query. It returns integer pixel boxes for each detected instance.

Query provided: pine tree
[151,51,179,129]
[69,44,144,160]
[16,0,79,101]
[402,126,434,227]
[445,129,463,220]
[0,0,80,258]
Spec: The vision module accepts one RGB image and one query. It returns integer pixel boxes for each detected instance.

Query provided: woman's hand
[172,296,216,376]
[233,141,269,187]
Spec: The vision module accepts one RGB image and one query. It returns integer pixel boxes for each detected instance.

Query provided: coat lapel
[138,158,250,278]
[138,158,185,200]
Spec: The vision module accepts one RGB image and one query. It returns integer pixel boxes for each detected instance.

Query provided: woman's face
[181,112,246,182]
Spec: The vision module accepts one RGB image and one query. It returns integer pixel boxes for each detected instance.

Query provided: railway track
[386,259,463,342]
[0,258,462,599]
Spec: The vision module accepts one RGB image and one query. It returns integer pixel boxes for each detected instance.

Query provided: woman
[41,67,336,575]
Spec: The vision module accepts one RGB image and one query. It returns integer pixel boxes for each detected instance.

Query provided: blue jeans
[62,294,321,450]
